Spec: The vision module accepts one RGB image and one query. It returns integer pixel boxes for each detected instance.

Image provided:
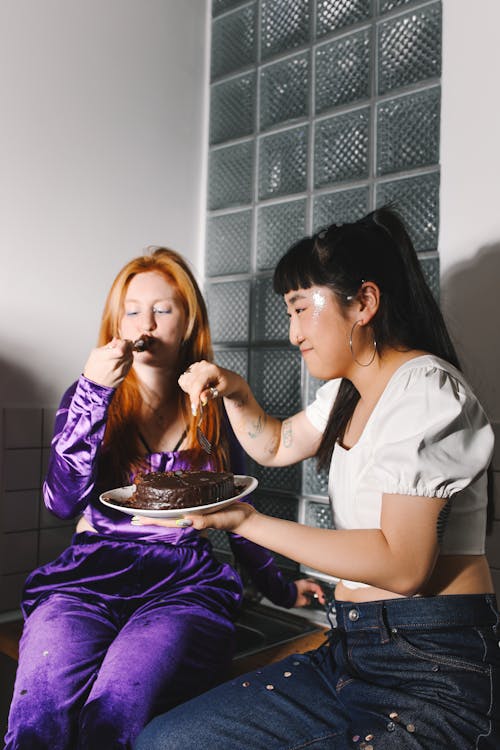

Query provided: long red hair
[98,247,228,481]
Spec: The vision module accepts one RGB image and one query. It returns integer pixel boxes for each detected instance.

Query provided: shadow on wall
[440,242,500,419]
[0,355,44,405]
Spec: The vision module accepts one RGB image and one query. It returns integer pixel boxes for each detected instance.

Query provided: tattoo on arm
[265,426,280,456]
[248,412,266,439]
[282,419,293,448]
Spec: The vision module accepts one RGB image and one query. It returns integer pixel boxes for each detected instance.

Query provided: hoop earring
[349,320,377,367]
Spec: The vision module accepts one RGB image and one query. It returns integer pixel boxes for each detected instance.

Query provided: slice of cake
[116,470,235,511]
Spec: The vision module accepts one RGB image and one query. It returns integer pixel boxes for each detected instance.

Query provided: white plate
[99,474,258,519]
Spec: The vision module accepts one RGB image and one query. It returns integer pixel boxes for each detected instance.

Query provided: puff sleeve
[370,366,494,499]
[306,378,342,433]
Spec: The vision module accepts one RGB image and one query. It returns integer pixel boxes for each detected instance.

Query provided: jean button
[348,608,359,622]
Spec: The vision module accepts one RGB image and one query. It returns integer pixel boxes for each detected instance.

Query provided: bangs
[273,238,319,295]
[272,221,382,298]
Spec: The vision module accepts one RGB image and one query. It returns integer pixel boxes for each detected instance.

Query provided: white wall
[440,0,500,422]
[0,0,209,407]
[440,0,500,593]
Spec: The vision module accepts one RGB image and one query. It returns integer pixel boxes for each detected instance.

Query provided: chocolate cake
[119,470,235,511]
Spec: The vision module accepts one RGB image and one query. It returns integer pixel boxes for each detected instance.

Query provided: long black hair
[273,206,461,470]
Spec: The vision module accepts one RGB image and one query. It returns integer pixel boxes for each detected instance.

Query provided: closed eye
[286,307,306,318]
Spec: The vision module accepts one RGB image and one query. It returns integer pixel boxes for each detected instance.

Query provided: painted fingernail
[201,396,208,406]
[131,516,142,525]
[191,403,197,416]
[175,518,193,528]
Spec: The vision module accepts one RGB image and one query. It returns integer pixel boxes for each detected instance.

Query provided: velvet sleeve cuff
[229,533,297,608]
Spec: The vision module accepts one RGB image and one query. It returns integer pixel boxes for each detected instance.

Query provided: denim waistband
[335,593,499,634]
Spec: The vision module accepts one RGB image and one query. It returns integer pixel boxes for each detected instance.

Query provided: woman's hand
[131,500,256,534]
[293,578,326,608]
[178,361,319,468]
[178,360,246,415]
[83,338,134,389]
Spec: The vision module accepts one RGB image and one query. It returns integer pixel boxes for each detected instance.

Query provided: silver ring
[209,386,219,400]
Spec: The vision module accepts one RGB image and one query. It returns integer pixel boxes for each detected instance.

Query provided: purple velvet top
[43,375,297,608]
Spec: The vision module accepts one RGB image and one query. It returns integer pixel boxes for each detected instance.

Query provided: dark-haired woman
[135,208,499,750]
[4,248,320,750]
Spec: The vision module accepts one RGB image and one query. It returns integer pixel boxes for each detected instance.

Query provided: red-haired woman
[5,248,322,750]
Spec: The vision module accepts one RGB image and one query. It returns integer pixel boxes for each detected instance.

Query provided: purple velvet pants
[4,532,243,750]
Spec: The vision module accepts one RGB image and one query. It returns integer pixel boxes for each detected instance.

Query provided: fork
[196,401,213,454]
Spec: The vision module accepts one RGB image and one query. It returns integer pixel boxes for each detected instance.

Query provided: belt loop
[378,603,391,644]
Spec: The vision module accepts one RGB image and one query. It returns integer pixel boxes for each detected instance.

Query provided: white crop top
[305,355,495,589]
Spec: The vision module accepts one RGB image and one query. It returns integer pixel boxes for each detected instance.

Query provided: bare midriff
[334,554,495,602]
[76,516,96,534]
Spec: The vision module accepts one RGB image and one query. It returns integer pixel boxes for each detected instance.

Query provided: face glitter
[312,290,326,320]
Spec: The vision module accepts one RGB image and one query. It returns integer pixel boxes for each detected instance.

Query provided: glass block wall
[206,0,442,587]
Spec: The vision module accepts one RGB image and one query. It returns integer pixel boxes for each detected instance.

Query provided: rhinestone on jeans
[352,736,360,742]
[365,735,374,741]
[348,608,359,621]
[242,681,250,687]
[266,684,274,690]
[389,711,399,720]
[386,721,396,732]
[283,671,292,677]
[406,723,416,733]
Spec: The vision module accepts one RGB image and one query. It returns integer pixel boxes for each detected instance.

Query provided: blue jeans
[134,594,500,750]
